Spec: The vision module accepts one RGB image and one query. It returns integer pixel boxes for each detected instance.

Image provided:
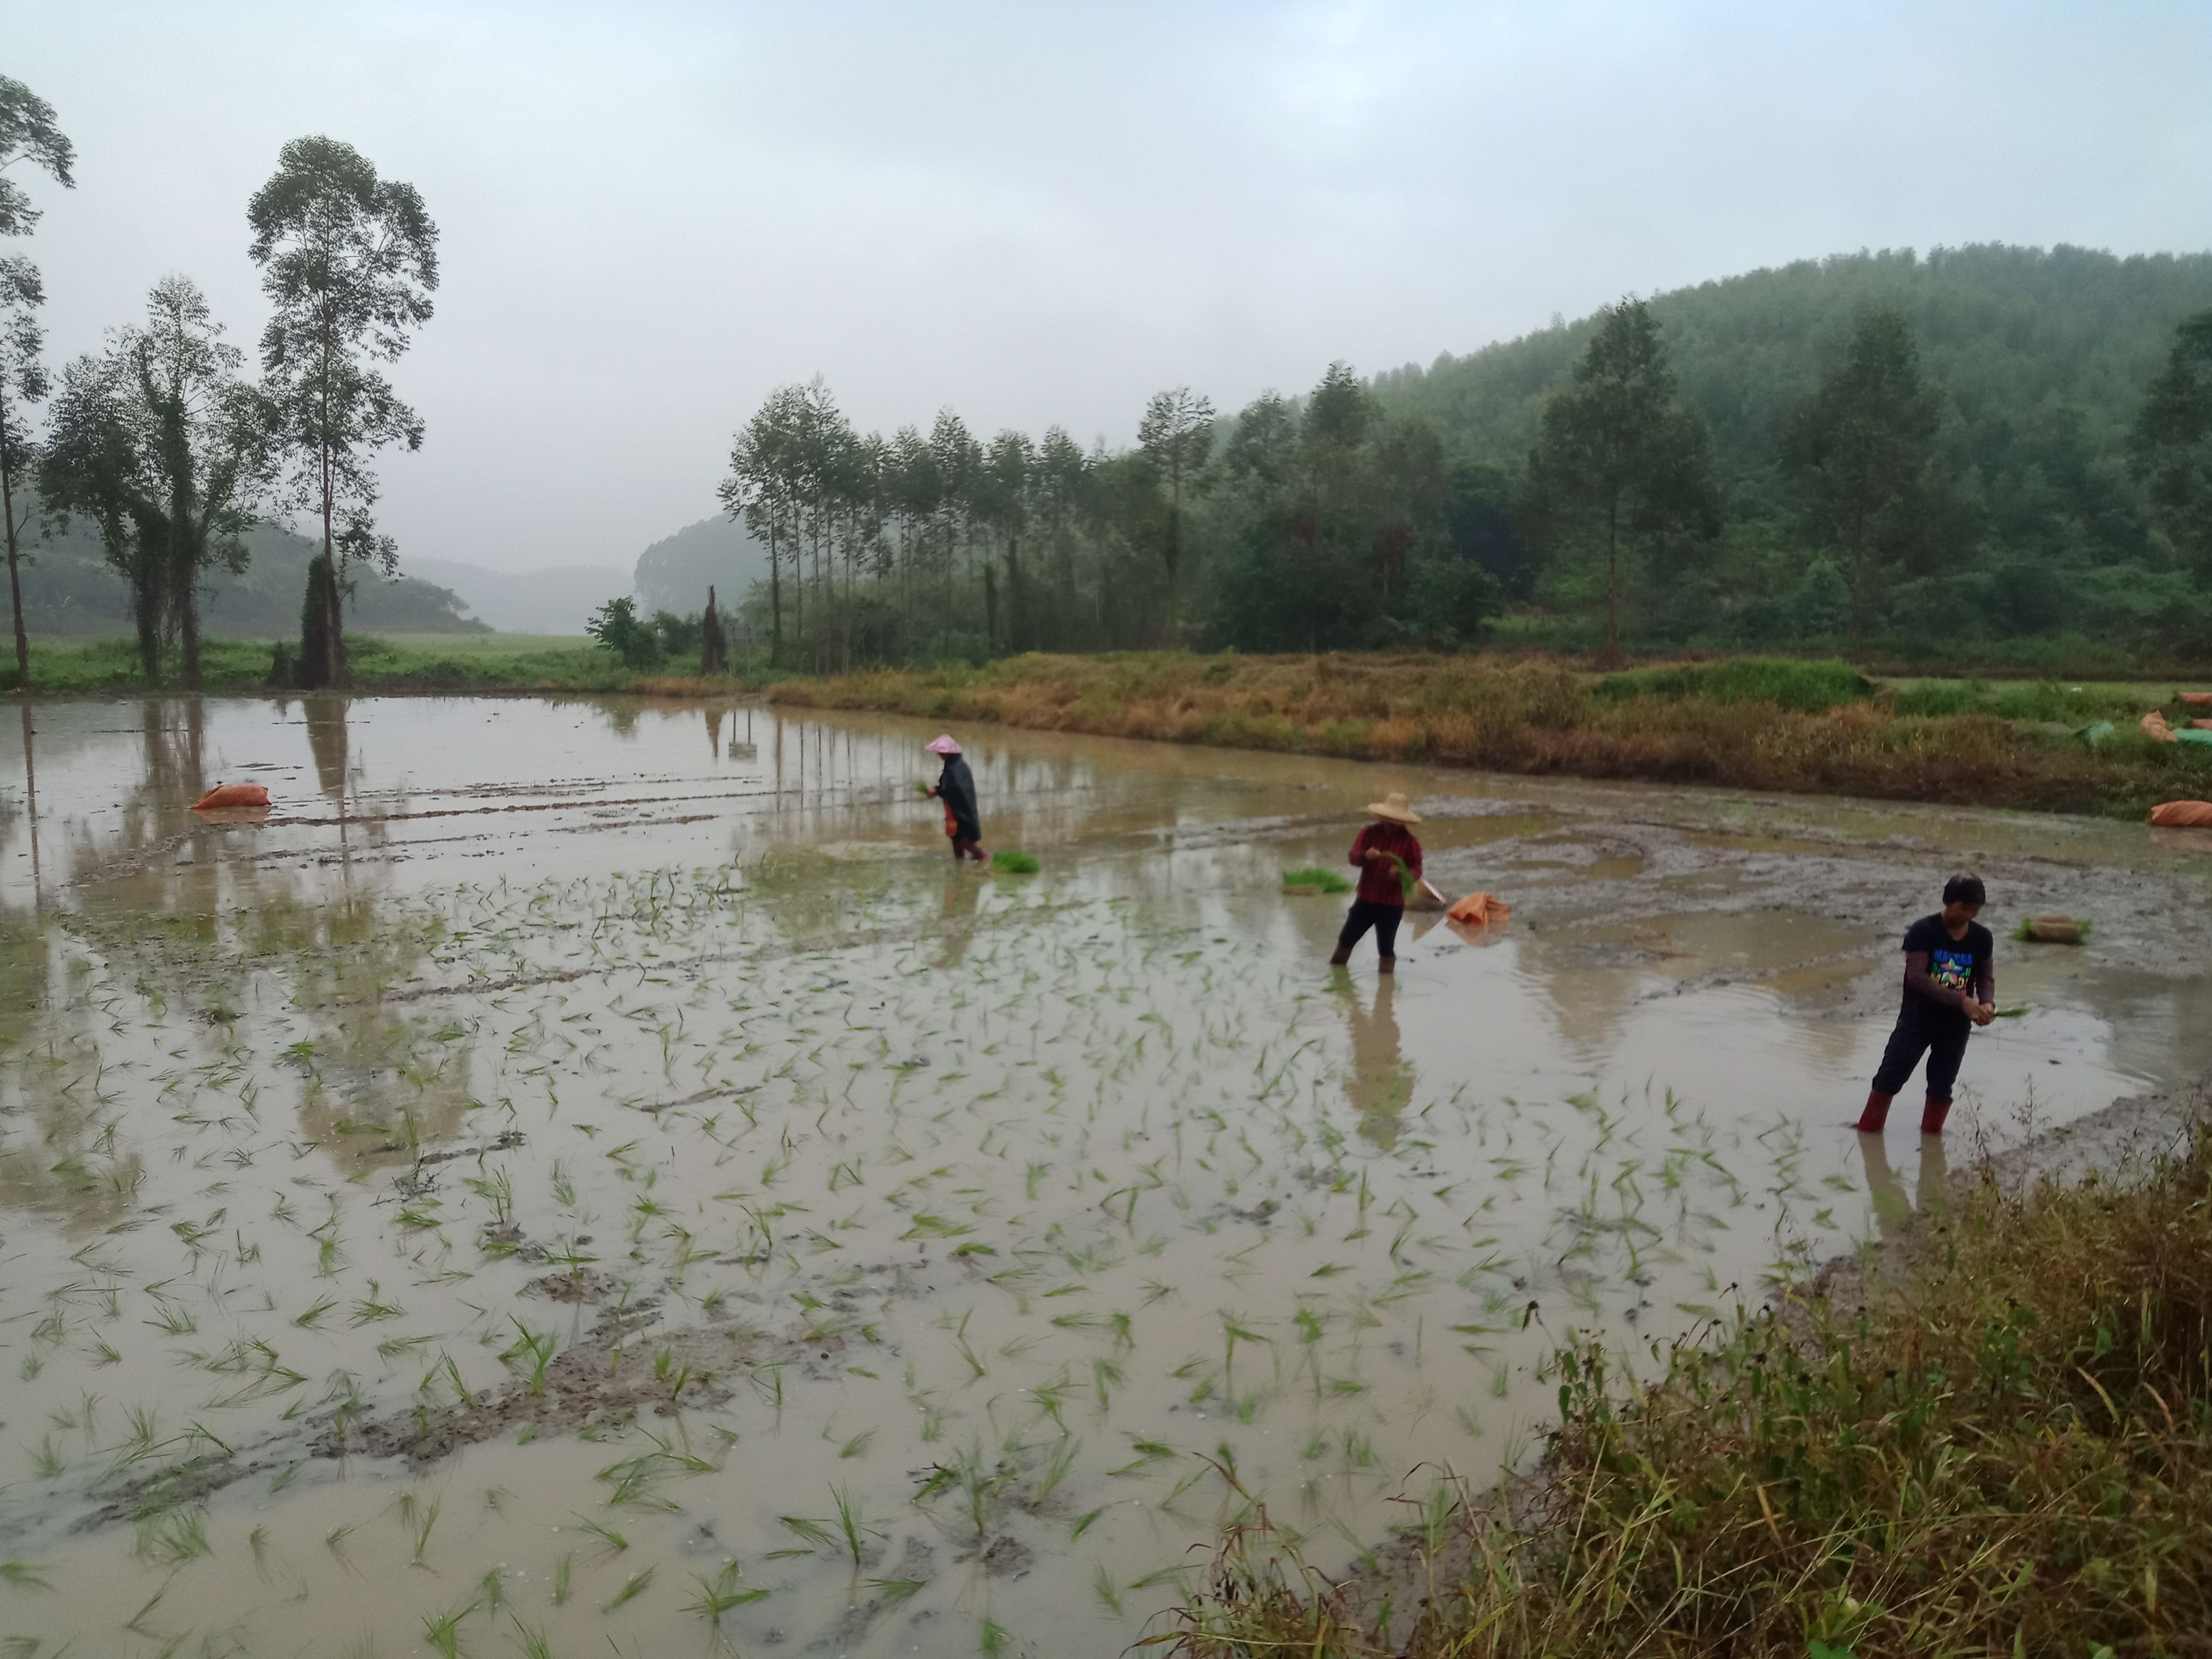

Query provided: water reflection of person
[1341,975,1412,1150]
[935,867,985,968]
[1858,1130,1950,1244]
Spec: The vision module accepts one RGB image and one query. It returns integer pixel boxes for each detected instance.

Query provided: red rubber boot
[1854,1090,1893,1133]
[1921,1095,1952,1135]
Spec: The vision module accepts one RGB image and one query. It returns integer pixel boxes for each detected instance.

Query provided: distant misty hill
[16,508,485,636]
[405,558,631,635]
[632,516,770,615]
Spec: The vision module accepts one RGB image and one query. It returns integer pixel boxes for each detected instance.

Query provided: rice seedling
[421,1598,474,1658]
[686,1563,769,1618]
[601,1566,655,1614]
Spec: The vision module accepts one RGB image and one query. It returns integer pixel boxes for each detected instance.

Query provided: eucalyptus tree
[928,410,980,651]
[0,256,46,682]
[1031,426,1088,644]
[884,424,940,641]
[2128,309,2212,575]
[0,75,75,238]
[0,75,73,684]
[1136,386,1214,623]
[247,136,438,689]
[720,386,804,668]
[1525,300,1717,663]
[39,277,268,684]
[1782,308,1959,656]
[979,430,1034,652]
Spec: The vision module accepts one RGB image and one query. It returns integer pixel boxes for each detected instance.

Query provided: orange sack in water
[2150,800,2212,828]
[191,783,270,811]
[1446,892,1511,926]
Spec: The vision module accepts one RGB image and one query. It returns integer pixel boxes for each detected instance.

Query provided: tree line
[0,73,436,688]
[697,279,2212,673]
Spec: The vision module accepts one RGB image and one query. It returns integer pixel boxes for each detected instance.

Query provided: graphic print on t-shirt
[1929,946,1975,994]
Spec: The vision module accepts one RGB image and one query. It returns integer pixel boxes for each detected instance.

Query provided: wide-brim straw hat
[926,734,963,756]
[1365,791,1421,825]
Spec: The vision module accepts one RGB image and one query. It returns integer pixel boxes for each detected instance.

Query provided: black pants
[1872,1016,1969,1101]
[1336,899,1402,960]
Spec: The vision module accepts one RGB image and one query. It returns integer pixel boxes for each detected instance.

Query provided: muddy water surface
[3,695,2211,1658]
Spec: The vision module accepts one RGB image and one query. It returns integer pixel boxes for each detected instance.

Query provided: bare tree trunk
[179,580,202,689]
[1,432,28,689]
[769,531,784,670]
[135,566,163,682]
[1603,496,1621,667]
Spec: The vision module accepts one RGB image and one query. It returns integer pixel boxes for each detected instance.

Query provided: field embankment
[1167,1102,2212,1658]
[767,652,2212,818]
[0,634,757,697]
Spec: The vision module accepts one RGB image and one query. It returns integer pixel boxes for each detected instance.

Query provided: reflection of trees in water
[304,694,350,802]
[50,713,482,1176]
[1342,975,1412,1150]
[0,915,146,1231]
[284,896,478,1170]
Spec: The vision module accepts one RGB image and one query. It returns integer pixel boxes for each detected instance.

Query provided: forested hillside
[683,243,2212,671]
[1369,244,2212,650]
[12,509,486,636]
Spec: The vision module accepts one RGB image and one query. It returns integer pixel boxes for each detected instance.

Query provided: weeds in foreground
[1162,1130,2212,1657]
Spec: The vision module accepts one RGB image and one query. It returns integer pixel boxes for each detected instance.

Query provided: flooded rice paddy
[2,694,2210,1657]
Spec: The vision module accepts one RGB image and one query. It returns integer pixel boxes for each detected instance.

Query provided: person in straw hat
[924,735,986,863]
[1330,791,1423,972]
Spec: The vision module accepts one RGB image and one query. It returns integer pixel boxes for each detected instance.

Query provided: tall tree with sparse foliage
[0,75,73,686]
[248,136,438,689]
[0,256,47,686]
[1782,308,1959,657]
[1136,386,1214,629]
[1525,299,1718,663]
[2129,310,2212,575]
[0,75,75,239]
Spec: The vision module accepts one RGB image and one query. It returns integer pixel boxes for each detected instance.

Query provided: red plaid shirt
[1349,822,1422,906]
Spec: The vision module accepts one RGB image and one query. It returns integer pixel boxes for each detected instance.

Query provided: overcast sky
[10,1,2211,575]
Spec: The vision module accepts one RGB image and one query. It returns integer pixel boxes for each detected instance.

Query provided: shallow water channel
[2,694,2209,1657]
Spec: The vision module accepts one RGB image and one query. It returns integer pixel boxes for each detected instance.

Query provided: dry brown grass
[766,652,2208,816]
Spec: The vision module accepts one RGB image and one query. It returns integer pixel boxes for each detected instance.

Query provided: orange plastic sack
[2150,800,2212,828]
[2192,720,2212,732]
[191,783,269,811]
[2179,692,2212,708]
[1446,892,1511,926]
[2144,712,2179,743]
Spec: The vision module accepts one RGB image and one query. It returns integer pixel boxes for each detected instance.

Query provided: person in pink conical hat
[924,735,985,863]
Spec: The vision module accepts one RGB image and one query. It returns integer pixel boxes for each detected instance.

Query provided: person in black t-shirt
[1855,874,1996,1136]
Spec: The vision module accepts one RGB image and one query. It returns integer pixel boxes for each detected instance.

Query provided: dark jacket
[1349,821,1422,906]
[936,755,981,840]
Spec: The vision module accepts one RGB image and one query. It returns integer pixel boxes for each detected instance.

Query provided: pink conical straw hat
[926,734,962,756]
